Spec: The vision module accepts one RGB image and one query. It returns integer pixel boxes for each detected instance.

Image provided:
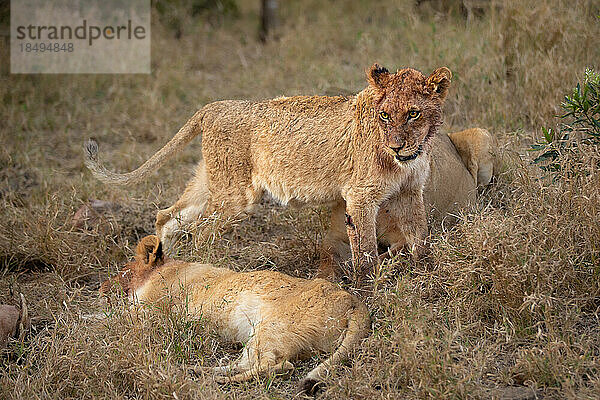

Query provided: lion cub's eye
[379,111,390,121]
[407,110,421,120]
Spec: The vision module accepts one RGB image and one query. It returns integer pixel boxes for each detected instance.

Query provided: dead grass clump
[1,305,218,399]
[421,152,600,391]
[493,0,600,128]
[0,194,156,280]
[433,151,600,331]
[162,201,325,278]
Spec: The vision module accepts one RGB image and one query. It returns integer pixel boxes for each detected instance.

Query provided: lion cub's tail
[84,109,205,186]
[297,296,371,395]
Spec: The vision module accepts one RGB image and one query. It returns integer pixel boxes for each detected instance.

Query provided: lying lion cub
[100,235,370,394]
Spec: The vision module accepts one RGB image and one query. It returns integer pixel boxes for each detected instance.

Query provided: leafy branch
[531,68,600,172]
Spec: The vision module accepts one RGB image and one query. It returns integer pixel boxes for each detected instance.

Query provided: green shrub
[532,68,600,172]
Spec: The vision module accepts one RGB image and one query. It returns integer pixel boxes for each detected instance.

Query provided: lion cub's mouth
[395,145,423,162]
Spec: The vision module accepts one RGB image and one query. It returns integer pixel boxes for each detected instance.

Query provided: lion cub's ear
[426,67,452,100]
[135,235,164,266]
[367,63,391,89]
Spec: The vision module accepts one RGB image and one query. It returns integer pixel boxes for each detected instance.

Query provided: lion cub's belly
[193,291,266,343]
[223,293,263,342]
[252,173,341,207]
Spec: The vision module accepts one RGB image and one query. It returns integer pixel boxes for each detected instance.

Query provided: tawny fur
[100,235,370,394]
[317,128,500,280]
[448,127,500,187]
[85,64,452,287]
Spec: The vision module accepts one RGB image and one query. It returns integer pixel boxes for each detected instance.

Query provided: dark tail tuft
[84,139,99,162]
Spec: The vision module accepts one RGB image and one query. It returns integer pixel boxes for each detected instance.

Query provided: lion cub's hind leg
[201,163,263,218]
[317,201,352,281]
[156,160,210,246]
[212,334,294,383]
[157,159,264,248]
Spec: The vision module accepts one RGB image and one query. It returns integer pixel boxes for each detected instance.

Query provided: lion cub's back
[199,97,355,206]
[426,133,477,223]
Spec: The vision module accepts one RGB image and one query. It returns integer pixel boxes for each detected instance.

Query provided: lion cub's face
[367,64,452,165]
[99,235,164,297]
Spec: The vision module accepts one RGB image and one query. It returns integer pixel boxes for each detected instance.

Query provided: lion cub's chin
[394,150,422,164]
[393,152,423,166]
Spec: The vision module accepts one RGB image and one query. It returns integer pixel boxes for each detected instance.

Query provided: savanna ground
[1,0,600,398]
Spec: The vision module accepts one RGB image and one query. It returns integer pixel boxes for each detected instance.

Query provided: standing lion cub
[100,235,370,395]
[85,64,452,287]
[318,127,500,279]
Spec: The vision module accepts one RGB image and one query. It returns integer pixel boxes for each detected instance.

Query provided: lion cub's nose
[390,145,404,154]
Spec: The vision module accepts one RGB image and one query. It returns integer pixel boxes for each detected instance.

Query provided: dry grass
[1,0,600,398]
